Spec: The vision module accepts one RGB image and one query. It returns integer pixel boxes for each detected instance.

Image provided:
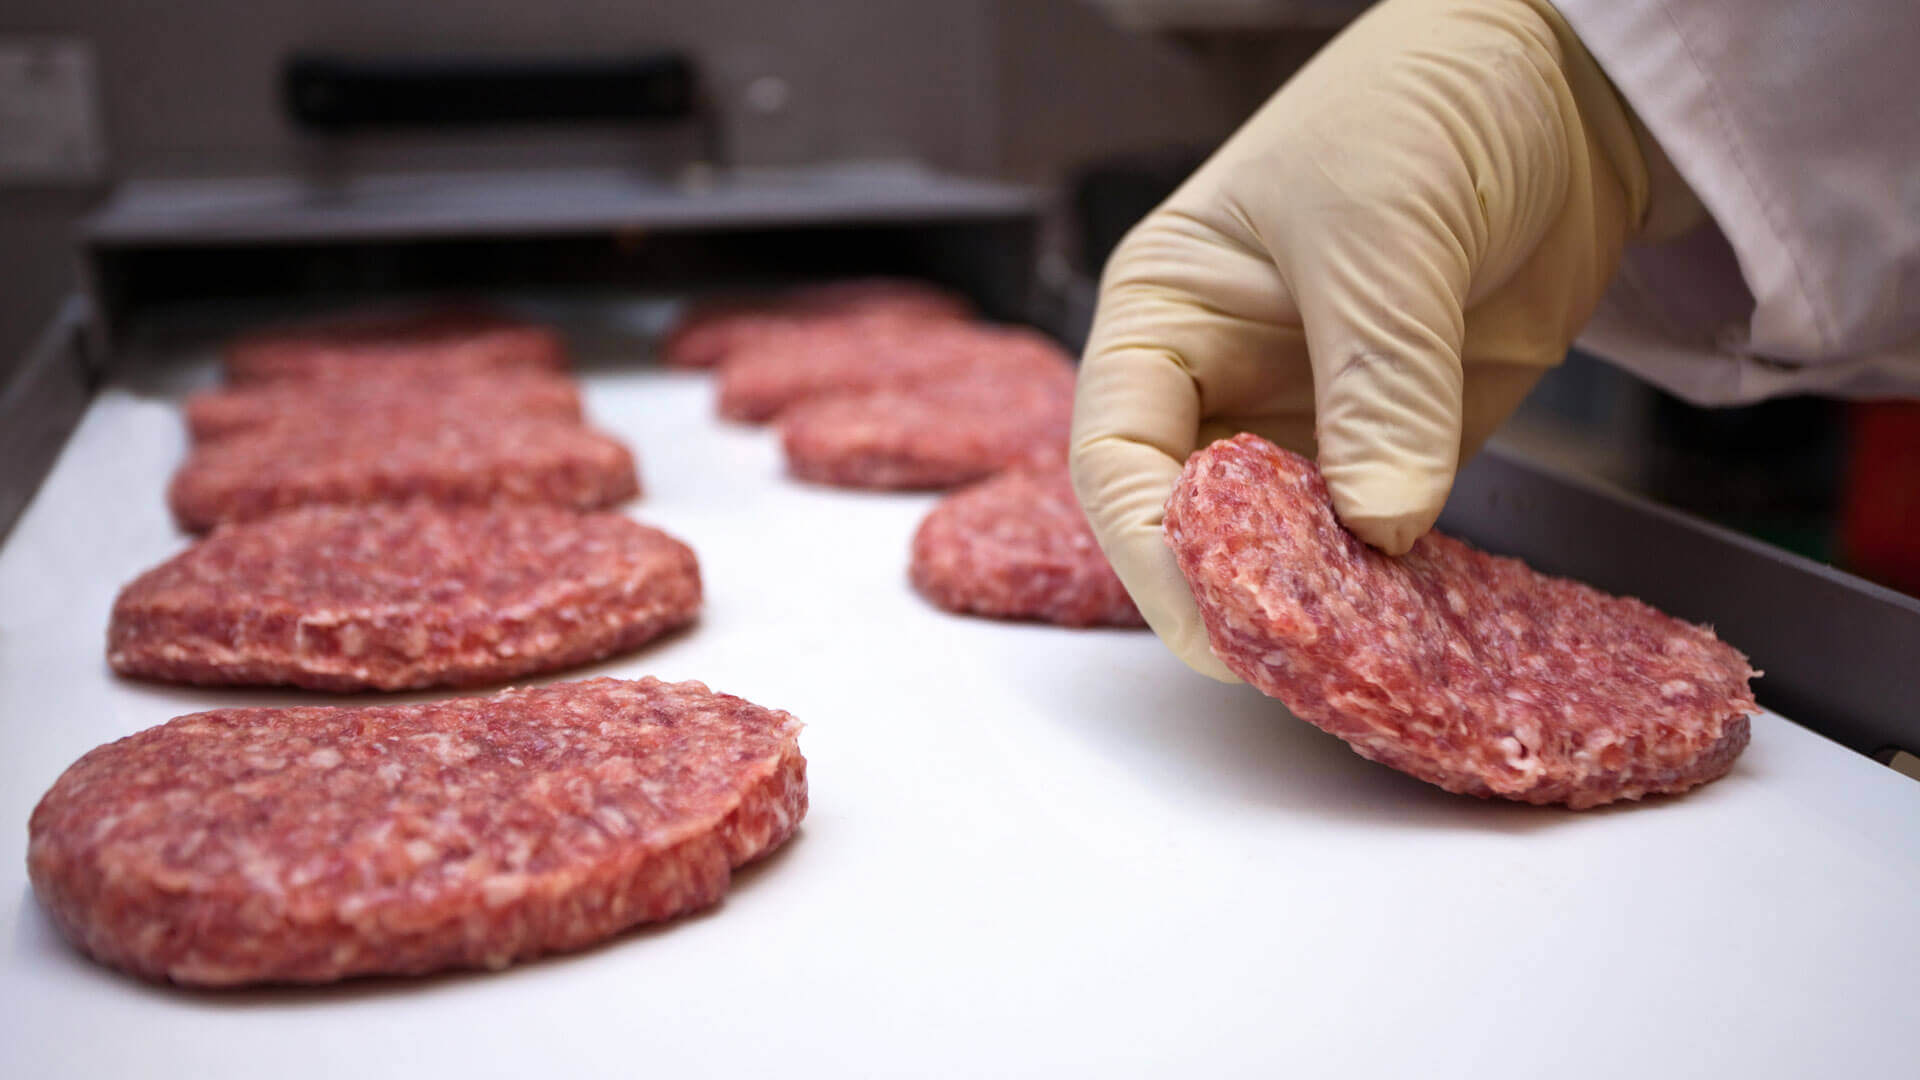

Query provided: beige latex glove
[1072,0,1673,682]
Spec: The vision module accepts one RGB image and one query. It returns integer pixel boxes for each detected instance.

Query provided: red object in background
[1842,401,1920,597]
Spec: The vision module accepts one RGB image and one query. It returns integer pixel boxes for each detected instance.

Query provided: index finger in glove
[1071,215,1309,683]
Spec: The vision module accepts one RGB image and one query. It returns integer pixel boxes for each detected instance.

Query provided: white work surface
[3,363,1917,1078]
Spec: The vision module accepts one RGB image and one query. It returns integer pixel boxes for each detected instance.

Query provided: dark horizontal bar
[283,53,696,132]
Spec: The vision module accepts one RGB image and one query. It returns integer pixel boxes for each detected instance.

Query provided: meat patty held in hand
[1165,434,1757,809]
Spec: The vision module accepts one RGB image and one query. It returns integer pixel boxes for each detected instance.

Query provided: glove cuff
[1522,0,1703,242]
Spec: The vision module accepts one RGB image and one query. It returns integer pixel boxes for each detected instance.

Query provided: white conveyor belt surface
[3,364,1917,1078]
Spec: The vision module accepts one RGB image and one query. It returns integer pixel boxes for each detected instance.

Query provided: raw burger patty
[185,370,583,444]
[225,307,567,384]
[661,277,973,369]
[780,362,1075,490]
[717,321,1070,423]
[110,503,700,691]
[1164,434,1757,809]
[168,413,639,532]
[911,466,1145,627]
[28,677,806,987]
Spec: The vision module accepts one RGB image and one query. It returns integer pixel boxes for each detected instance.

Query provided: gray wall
[0,0,1325,371]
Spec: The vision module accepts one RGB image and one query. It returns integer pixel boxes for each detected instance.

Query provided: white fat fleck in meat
[411,731,479,764]
[175,827,209,859]
[594,804,634,837]
[287,857,327,887]
[502,832,536,870]
[90,813,123,842]
[306,747,344,770]
[1498,736,1540,773]
[337,622,368,657]
[234,840,288,896]
[482,874,530,908]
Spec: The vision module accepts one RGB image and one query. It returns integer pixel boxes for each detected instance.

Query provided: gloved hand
[1072,0,1682,681]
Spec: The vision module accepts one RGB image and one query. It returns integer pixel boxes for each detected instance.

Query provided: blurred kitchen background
[2,0,1912,594]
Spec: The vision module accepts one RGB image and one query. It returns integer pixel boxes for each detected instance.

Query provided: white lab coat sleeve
[1553,0,1920,405]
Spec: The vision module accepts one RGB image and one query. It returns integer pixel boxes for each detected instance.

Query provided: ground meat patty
[225,308,567,384]
[28,677,805,986]
[185,370,584,444]
[911,466,1145,627]
[717,321,1069,423]
[1164,435,1757,809]
[661,278,973,369]
[168,414,639,533]
[780,364,1075,490]
[110,504,700,691]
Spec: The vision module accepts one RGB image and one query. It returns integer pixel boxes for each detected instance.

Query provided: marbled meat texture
[167,411,639,532]
[660,277,973,369]
[28,677,806,986]
[110,503,700,692]
[716,321,1071,423]
[1164,435,1757,809]
[911,465,1145,627]
[184,370,584,444]
[224,307,567,384]
[779,360,1076,491]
